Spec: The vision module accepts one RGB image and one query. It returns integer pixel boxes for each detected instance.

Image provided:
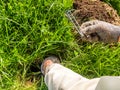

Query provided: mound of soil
[72,0,120,25]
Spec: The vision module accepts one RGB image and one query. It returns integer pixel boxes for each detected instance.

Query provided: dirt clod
[73,0,120,25]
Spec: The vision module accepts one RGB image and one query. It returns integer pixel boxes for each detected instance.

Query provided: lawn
[0,0,120,90]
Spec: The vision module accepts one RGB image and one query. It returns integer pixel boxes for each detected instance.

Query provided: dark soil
[73,0,120,25]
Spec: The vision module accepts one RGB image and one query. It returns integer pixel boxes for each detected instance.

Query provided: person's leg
[41,56,99,90]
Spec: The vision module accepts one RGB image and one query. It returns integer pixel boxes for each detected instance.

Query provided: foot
[41,56,60,75]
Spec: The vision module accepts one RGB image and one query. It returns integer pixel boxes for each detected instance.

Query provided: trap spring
[65,10,84,37]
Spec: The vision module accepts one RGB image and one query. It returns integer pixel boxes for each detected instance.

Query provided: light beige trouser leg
[44,63,100,90]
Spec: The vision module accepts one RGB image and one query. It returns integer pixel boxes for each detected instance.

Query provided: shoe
[41,56,60,75]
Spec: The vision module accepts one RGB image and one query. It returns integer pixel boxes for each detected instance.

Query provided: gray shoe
[41,56,60,75]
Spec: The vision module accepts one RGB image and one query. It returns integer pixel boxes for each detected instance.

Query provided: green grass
[0,0,120,90]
